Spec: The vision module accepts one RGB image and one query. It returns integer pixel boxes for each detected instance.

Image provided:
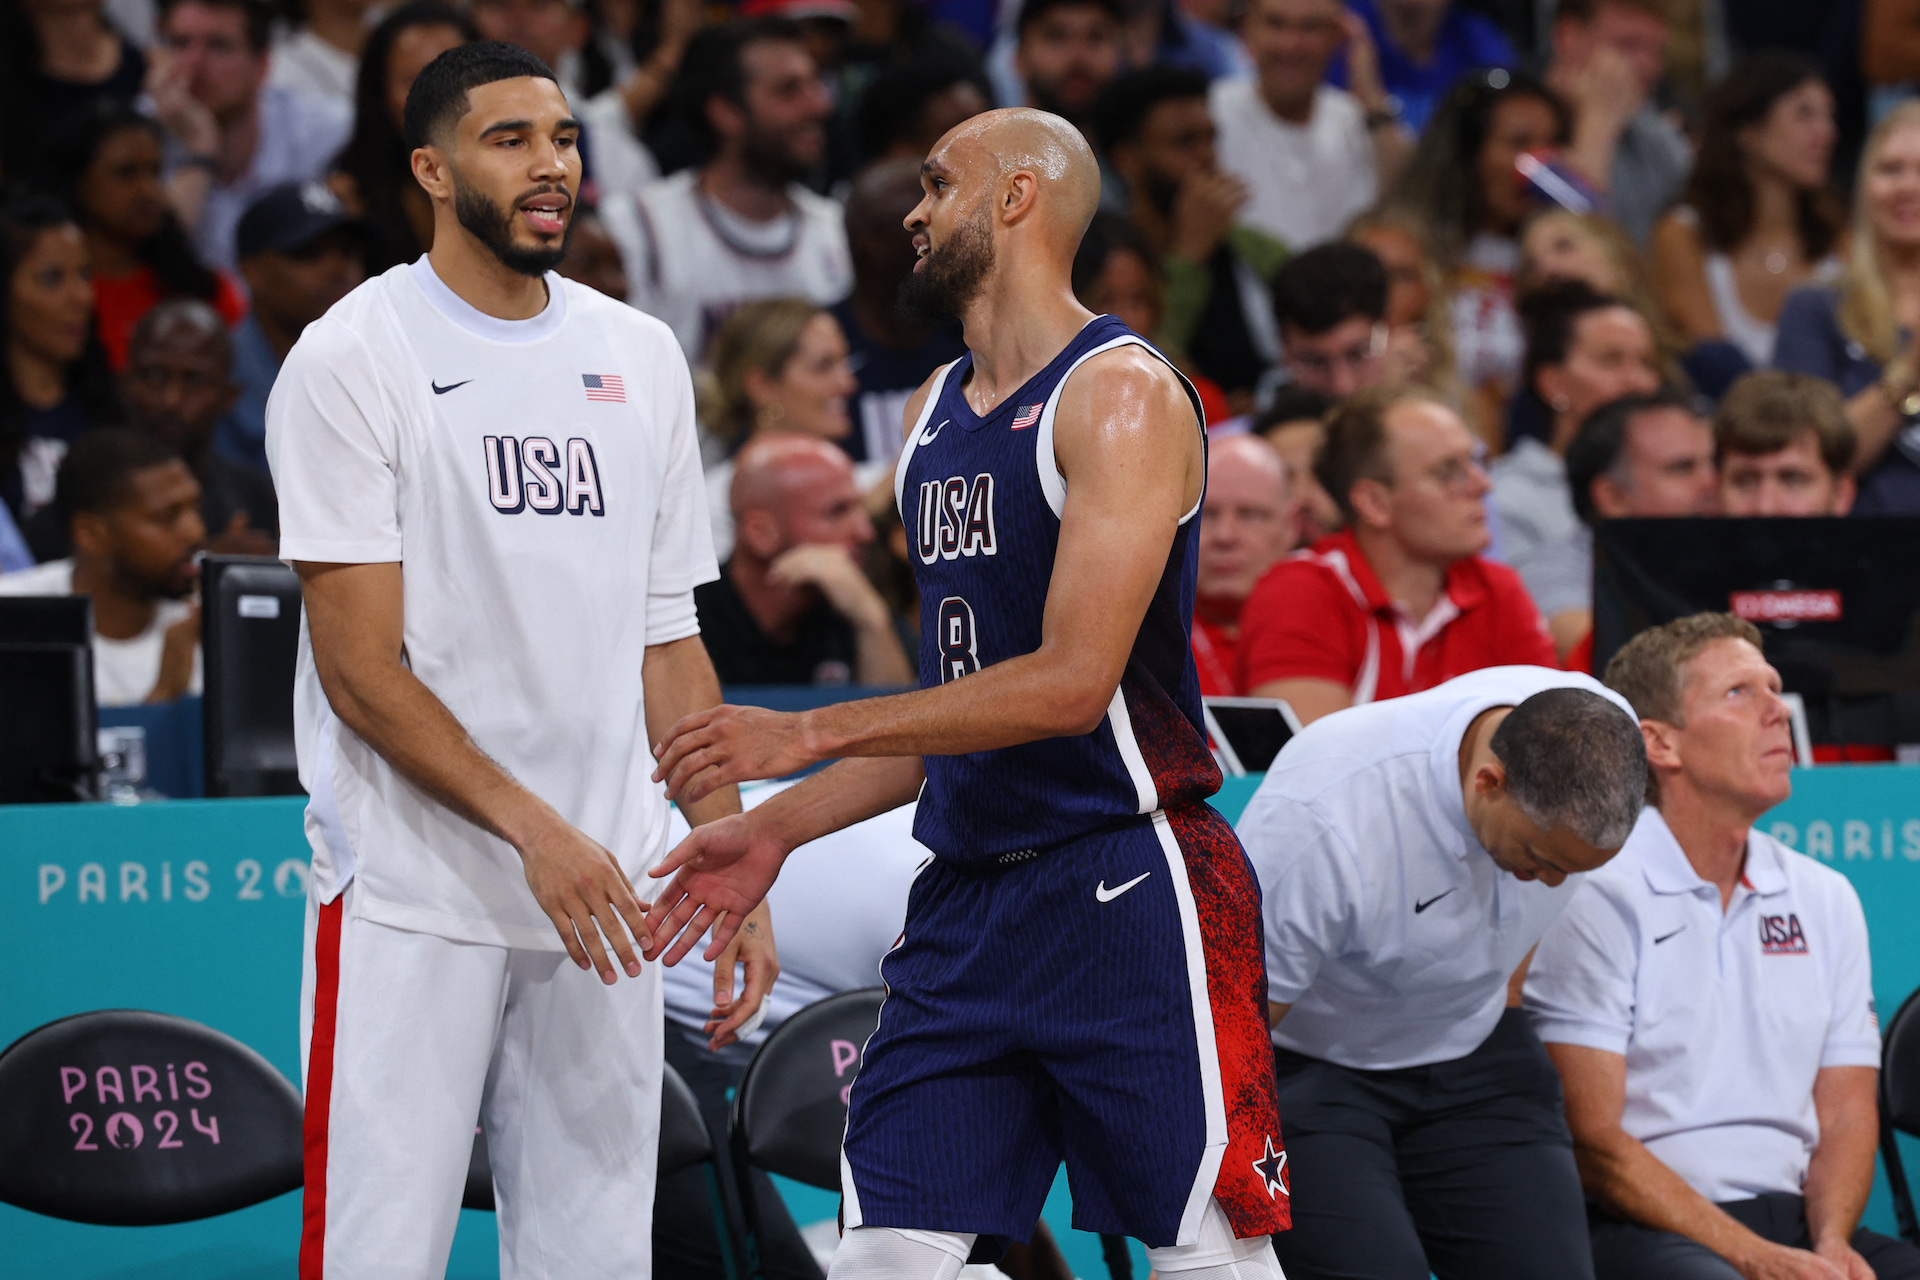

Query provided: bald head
[131,298,233,367]
[730,436,875,566]
[122,298,238,457]
[938,108,1101,237]
[1198,433,1294,610]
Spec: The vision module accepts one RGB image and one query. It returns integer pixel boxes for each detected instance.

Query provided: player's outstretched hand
[650,704,816,804]
[705,902,779,1050]
[518,818,651,984]
[643,812,788,966]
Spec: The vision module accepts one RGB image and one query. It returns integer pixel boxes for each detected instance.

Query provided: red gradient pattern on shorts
[300,898,343,1280]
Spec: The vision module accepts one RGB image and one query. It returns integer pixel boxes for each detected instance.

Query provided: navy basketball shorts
[839,803,1291,1249]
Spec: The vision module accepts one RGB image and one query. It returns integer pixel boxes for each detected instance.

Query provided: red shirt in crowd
[93,267,248,370]
[1234,527,1557,704]
[1191,613,1239,697]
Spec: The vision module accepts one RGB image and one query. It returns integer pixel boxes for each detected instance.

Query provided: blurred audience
[227,182,365,472]
[1774,100,1920,515]
[2,195,121,535]
[556,203,630,300]
[1102,65,1286,413]
[1236,385,1553,723]
[1257,385,1340,543]
[329,2,477,276]
[604,18,849,358]
[1348,211,1462,423]
[1542,0,1689,247]
[1492,280,1659,572]
[1,0,149,175]
[694,434,912,686]
[1212,0,1409,252]
[996,0,1122,135]
[268,0,378,111]
[1271,242,1389,400]
[1328,0,1515,135]
[148,0,353,272]
[0,428,204,705]
[1193,433,1295,696]
[1652,54,1844,372]
[1715,370,1858,517]
[831,159,967,466]
[41,103,246,371]
[853,48,991,166]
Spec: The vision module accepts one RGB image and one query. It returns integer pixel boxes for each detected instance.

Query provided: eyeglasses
[1288,322,1389,380]
[1419,444,1490,494]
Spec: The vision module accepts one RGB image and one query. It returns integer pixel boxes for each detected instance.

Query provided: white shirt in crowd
[0,558,202,706]
[267,257,717,950]
[1525,807,1880,1204]
[1236,665,1637,1070]
[267,28,359,113]
[601,169,852,361]
[1209,78,1376,253]
[661,780,928,1049]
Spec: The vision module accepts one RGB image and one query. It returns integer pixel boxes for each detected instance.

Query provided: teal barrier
[3,766,1917,1277]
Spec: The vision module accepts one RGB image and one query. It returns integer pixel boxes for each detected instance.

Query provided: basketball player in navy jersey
[646,108,1291,1279]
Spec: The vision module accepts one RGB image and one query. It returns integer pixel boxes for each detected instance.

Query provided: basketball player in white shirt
[267,42,776,1279]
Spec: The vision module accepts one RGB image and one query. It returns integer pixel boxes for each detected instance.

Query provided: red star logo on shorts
[1252,1135,1289,1200]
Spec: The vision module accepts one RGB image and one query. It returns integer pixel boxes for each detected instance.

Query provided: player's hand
[1813,1236,1875,1280]
[705,902,779,1050]
[517,817,652,984]
[1733,1240,1849,1280]
[643,812,788,965]
[651,704,817,804]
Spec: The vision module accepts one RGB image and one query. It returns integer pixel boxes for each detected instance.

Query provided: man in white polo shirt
[1526,614,1920,1280]
[1235,664,1648,1280]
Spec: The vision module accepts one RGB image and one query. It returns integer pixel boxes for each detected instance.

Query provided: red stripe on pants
[300,897,344,1280]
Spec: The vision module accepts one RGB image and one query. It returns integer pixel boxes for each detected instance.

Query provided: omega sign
[1729,589,1843,624]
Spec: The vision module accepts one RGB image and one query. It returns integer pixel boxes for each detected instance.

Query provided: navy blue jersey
[894,315,1222,867]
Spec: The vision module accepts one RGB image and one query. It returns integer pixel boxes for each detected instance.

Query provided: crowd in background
[5,0,1920,708]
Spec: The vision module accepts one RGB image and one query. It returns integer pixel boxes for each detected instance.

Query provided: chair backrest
[0,1010,302,1225]
[460,1060,712,1212]
[731,988,884,1191]
[1884,987,1920,1136]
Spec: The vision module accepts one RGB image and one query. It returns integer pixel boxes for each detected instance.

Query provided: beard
[740,122,816,187]
[454,178,571,277]
[896,205,994,325]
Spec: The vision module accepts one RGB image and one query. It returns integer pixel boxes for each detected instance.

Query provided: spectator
[147,0,354,272]
[1327,0,1517,134]
[1386,69,1572,417]
[226,182,366,473]
[0,0,147,177]
[121,300,277,555]
[602,19,850,359]
[42,103,247,372]
[831,159,968,466]
[1773,101,1920,514]
[329,2,477,278]
[1236,667,1646,1280]
[268,0,379,111]
[1193,433,1294,696]
[1003,0,1123,135]
[1652,54,1845,371]
[852,48,991,166]
[1212,0,1410,252]
[1348,210,1465,424]
[1257,385,1340,542]
[1529,391,1717,663]
[693,434,912,686]
[0,429,204,705]
[1235,385,1555,723]
[1541,0,1690,248]
[1715,369,1857,516]
[1101,65,1287,412]
[1528,613,1920,1280]
[1491,280,1659,572]
[2,195,121,537]
[1271,242,1390,399]
[556,204,629,301]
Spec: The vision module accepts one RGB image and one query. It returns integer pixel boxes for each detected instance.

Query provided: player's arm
[297,559,651,985]
[650,347,1202,802]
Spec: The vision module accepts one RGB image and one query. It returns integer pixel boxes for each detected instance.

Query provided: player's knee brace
[1144,1199,1288,1280]
[827,1225,977,1280]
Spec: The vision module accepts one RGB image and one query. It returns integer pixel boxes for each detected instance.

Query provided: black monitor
[201,556,304,798]
[1592,517,1920,747]
[0,596,97,803]
[1203,696,1301,775]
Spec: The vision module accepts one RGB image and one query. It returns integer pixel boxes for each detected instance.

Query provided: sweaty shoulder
[1056,343,1199,442]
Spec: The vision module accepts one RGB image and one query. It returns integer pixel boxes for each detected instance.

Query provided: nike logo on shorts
[1095,872,1151,903]
[432,379,472,395]
[1414,889,1455,913]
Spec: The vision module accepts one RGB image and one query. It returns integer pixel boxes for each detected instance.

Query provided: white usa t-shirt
[267,258,719,950]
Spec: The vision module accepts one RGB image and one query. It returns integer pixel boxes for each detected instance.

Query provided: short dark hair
[1314,384,1445,522]
[1519,278,1624,395]
[1095,65,1210,152]
[1072,210,1158,304]
[55,429,183,525]
[853,47,989,162]
[1714,369,1856,476]
[158,0,274,52]
[1490,687,1646,849]
[1016,0,1122,38]
[673,18,809,161]
[1556,0,1668,23]
[1255,387,1334,433]
[1566,389,1697,524]
[1272,243,1388,337]
[403,41,558,151]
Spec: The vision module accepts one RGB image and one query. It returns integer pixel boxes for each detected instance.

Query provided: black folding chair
[1880,985,1920,1244]
[0,1009,303,1225]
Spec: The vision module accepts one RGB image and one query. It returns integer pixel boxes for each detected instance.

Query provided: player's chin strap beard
[451,174,572,277]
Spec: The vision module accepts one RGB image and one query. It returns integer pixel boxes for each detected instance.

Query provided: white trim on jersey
[894,360,961,517]
[1152,809,1229,1248]
[1106,686,1160,814]
[1032,332,1209,522]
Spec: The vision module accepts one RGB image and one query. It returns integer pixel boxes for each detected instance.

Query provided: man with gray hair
[1235,664,1647,1280]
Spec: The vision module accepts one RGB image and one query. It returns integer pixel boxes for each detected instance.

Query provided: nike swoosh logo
[432,379,472,395]
[1654,927,1687,944]
[1414,888,1456,914]
[922,418,950,443]
[1095,872,1151,903]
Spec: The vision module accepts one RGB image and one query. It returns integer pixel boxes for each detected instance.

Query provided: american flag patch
[582,373,626,402]
[1010,403,1043,430]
